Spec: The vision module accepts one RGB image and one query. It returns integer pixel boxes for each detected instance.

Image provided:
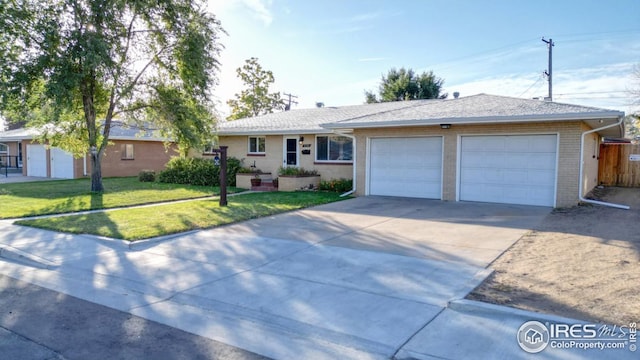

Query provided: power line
[555,90,628,95]
[556,95,633,100]
[518,75,544,97]
[283,93,298,111]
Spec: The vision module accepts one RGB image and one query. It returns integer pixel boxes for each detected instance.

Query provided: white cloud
[348,11,383,23]
[209,0,274,26]
[447,62,638,113]
[241,0,273,26]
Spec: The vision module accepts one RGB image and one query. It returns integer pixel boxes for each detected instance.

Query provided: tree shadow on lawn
[18,193,125,239]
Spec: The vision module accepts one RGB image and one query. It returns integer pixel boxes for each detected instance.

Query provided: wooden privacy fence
[598,143,640,187]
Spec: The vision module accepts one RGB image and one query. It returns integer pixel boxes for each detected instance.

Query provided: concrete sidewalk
[0,197,633,359]
[0,174,51,184]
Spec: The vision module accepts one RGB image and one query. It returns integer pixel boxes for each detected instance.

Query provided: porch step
[251,180,278,192]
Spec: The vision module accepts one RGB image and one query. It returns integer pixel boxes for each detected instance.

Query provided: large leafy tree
[0,0,224,192]
[227,57,283,120]
[365,67,447,103]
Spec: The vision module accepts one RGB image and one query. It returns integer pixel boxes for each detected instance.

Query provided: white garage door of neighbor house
[50,147,74,179]
[26,144,47,177]
[369,137,443,199]
[460,135,557,207]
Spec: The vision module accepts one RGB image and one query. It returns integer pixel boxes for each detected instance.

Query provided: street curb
[0,245,57,269]
[448,299,590,324]
[82,230,202,250]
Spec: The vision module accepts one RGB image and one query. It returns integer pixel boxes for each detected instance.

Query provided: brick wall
[218,134,353,181]
[92,140,178,178]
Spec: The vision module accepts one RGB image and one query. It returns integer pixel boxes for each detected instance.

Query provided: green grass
[0,177,241,219]
[16,192,347,241]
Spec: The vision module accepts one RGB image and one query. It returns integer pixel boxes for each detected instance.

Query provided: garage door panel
[461,152,484,167]
[529,137,557,152]
[369,137,442,199]
[26,144,47,177]
[50,148,74,179]
[460,135,557,206]
[484,153,506,167]
[527,170,555,185]
[528,153,556,169]
[502,169,528,183]
[504,153,529,167]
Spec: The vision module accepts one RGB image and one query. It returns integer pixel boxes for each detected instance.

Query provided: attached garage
[459,135,557,207]
[26,144,47,177]
[50,147,75,179]
[368,137,442,199]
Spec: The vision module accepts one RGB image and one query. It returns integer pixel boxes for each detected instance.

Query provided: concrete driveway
[0,196,550,359]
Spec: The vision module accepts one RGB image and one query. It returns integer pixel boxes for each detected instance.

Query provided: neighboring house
[217,94,625,207]
[0,123,178,179]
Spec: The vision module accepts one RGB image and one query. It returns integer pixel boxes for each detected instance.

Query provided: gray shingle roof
[217,94,624,136]
[216,101,420,134]
[324,94,624,128]
[0,121,165,142]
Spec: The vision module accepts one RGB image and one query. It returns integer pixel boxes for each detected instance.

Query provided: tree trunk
[90,150,104,192]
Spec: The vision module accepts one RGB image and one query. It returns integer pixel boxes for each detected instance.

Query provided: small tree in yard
[0,0,224,192]
[226,57,284,120]
[365,67,447,103]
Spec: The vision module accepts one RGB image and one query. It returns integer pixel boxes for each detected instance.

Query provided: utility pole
[542,37,554,101]
[283,93,298,111]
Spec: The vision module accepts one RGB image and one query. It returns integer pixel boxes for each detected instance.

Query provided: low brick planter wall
[235,173,272,189]
[278,175,321,191]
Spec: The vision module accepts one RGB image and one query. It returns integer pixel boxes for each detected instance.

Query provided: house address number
[630,154,640,161]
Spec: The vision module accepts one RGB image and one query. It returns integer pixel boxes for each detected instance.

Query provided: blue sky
[208,0,640,116]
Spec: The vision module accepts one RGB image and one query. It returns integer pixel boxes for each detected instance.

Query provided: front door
[283,137,299,167]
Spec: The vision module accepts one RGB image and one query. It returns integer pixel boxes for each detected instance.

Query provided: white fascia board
[322,111,624,129]
[217,129,334,136]
[109,136,170,142]
[0,135,34,141]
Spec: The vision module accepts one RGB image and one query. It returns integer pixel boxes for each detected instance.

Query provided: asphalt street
[0,274,268,360]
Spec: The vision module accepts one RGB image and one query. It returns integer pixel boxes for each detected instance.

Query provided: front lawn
[0,177,240,219]
[16,192,347,240]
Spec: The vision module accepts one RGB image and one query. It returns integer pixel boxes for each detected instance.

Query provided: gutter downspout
[332,130,356,197]
[579,117,629,210]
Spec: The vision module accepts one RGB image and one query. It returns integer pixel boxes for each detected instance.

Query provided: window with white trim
[248,136,266,154]
[0,143,7,166]
[203,140,219,155]
[316,135,353,162]
[121,144,134,160]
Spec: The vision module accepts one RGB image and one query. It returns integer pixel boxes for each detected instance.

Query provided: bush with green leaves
[319,178,353,193]
[278,166,318,176]
[158,157,242,186]
[138,170,156,182]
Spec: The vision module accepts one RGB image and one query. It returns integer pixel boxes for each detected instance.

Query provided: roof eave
[109,136,170,142]
[217,129,334,136]
[322,111,625,130]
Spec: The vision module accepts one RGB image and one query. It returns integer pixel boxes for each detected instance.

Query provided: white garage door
[50,147,74,179]
[26,144,47,177]
[369,137,442,199]
[460,135,557,206]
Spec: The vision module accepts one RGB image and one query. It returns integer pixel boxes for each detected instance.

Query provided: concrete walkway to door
[0,196,556,359]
